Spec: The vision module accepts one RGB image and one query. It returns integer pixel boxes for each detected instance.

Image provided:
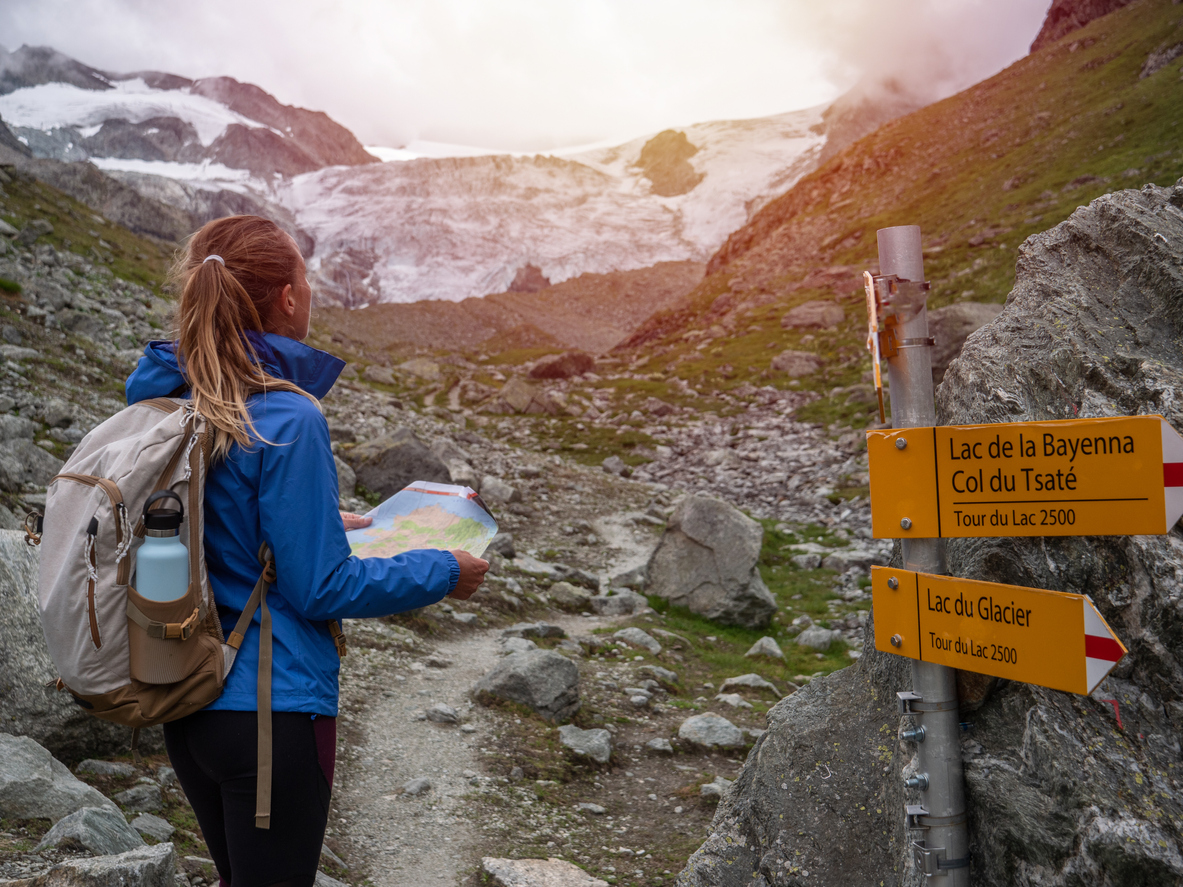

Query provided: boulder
[0,533,154,759]
[744,636,784,660]
[19,842,176,887]
[333,455,356,498]
[677,714,744,750]
[927,301,1004,384]
[613,627,661,655]
[794,626,838,651]
[601,455,630,477]
[112,784,162,813]
[679,184,1183,887]
[36,806,144,855]
[480,476,521,505]
[780,300,844,329]
[402,776,432,796]
[481,857,608,887]
[361,364,395,386]
[397,358,441,381]
[645,737,674,754]
[718,674,781,696]
[589,590,649,616]
[547,580,592,610]
[495,376,558,414]
[0,733,119,822]
[130,813,175,842]
[611,563,648,590]
[473,650,580,722]
[770,350,822,377]
[646,494,776,628]
[557,724,612,764]
[430,439,479,491]
[528,351,595,380]
[487,532,516,558]
[425,703,459,725]
[348,428,451,500]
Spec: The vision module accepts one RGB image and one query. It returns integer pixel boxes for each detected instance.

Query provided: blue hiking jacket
[125,332,459,716]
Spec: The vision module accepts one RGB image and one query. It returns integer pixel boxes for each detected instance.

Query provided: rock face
[36,806,144,856]
[348,427,452,499]
[678,184,1183,887]
[0,532,151,760]
[1029,0,1134,53]
[474,650,580,722]
[528,351,594,380]
[927,301,1004,384]
[19,841,176,887]
[635,130,703,198]
[647,494,776,628]
[0,733,119,822]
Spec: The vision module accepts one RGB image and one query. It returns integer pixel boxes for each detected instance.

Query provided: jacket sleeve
[255,394,460,620]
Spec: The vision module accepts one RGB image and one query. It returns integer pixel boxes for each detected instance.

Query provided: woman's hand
[341,512,372,531]
[448,549,489,600]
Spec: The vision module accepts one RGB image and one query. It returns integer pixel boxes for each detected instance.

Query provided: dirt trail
[331,610,623,885]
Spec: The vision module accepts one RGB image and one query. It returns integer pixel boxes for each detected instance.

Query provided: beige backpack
[27,396,340,828]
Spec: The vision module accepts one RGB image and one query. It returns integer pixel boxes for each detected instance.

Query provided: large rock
[646,494,776,628]
[0,733,120,822]
[481,857,608,887]
[769,350,821,377]
[780,300,844,329]
[927,301,1004,384]
[0,416,62,492]
[678,184,1183,887]
[0,532,153,759]
[473,650,580,722]
[36,806,144,855]
[19,842,176,887]
[677,714,743,750]
[528,351,595,380]
[347,427,451,500]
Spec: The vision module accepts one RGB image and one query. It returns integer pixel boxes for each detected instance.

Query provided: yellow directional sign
[867,416,1183,538]
[871,566,1126,695]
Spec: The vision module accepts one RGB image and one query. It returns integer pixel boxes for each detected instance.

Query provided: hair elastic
[203,254,225,266]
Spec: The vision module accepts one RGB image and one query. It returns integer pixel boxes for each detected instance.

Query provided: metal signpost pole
[877,226,970,882]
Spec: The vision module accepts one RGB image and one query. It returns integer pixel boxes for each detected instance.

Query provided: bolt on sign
[866,416,1183,538]
[871,566,1127,694]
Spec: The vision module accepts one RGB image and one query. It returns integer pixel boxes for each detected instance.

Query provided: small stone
[602,455,630,477]
[453,612,479,625]
[480,476,521,504]
[629,695,651,708]
[577,802,607,815]
[402,776,432,796]
[509,766,524,781]
[714,693,753,710]
[558,724,612,764]
[503,621,566,639]
[461,724,477,733]
[640,665,679,684]
[425,654,454,668]
[719,674,782,696]
[795,626,839,651]
[76,759,137,778]
[426,703,460,724]
[645,738,674,754]
[700,775,734,801]
[613,627,661,655]
[131,812,175,842]
[745,636,784,660]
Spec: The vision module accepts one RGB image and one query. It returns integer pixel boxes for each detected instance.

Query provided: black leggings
[163,710,336,887]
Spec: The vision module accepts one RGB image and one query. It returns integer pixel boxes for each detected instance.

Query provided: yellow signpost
[871,566,1127,695]
[867,415,1183,538]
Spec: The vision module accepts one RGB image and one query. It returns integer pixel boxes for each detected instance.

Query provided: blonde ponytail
[168,216,317,459]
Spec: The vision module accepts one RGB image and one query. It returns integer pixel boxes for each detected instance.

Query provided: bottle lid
[143,490,184,532]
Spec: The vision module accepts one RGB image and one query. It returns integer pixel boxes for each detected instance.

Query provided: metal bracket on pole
[897,691,923,715]
[912,841,971,877]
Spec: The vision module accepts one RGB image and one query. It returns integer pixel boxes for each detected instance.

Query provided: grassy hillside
[610,0,1183,429]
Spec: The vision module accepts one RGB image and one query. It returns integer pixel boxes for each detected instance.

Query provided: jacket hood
[125,331,345,405]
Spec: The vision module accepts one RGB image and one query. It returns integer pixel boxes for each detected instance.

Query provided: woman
[125,215,488,887]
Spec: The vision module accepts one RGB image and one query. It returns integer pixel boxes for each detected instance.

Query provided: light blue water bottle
[136,491,189,602]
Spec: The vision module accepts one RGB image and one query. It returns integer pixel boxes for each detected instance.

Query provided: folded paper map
[346,481,498,559]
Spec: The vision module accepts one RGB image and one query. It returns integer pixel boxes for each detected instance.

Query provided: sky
[0,0,1052,152]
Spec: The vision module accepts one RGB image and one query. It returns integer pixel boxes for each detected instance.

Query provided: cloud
[0,0,1049,150]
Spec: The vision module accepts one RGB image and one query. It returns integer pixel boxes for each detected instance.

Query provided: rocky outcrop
[507,264,551,293]
[1030,0,1135,53]
[347,427,452,500]
[927,301,1004,385]
[635,130,703,197]
[647,494,776,628]
[0,532,155,760]
[678,183,1183,886]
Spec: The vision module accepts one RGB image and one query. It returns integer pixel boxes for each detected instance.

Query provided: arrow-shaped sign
[868,416,1183,538]
[872,566,1127,695]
